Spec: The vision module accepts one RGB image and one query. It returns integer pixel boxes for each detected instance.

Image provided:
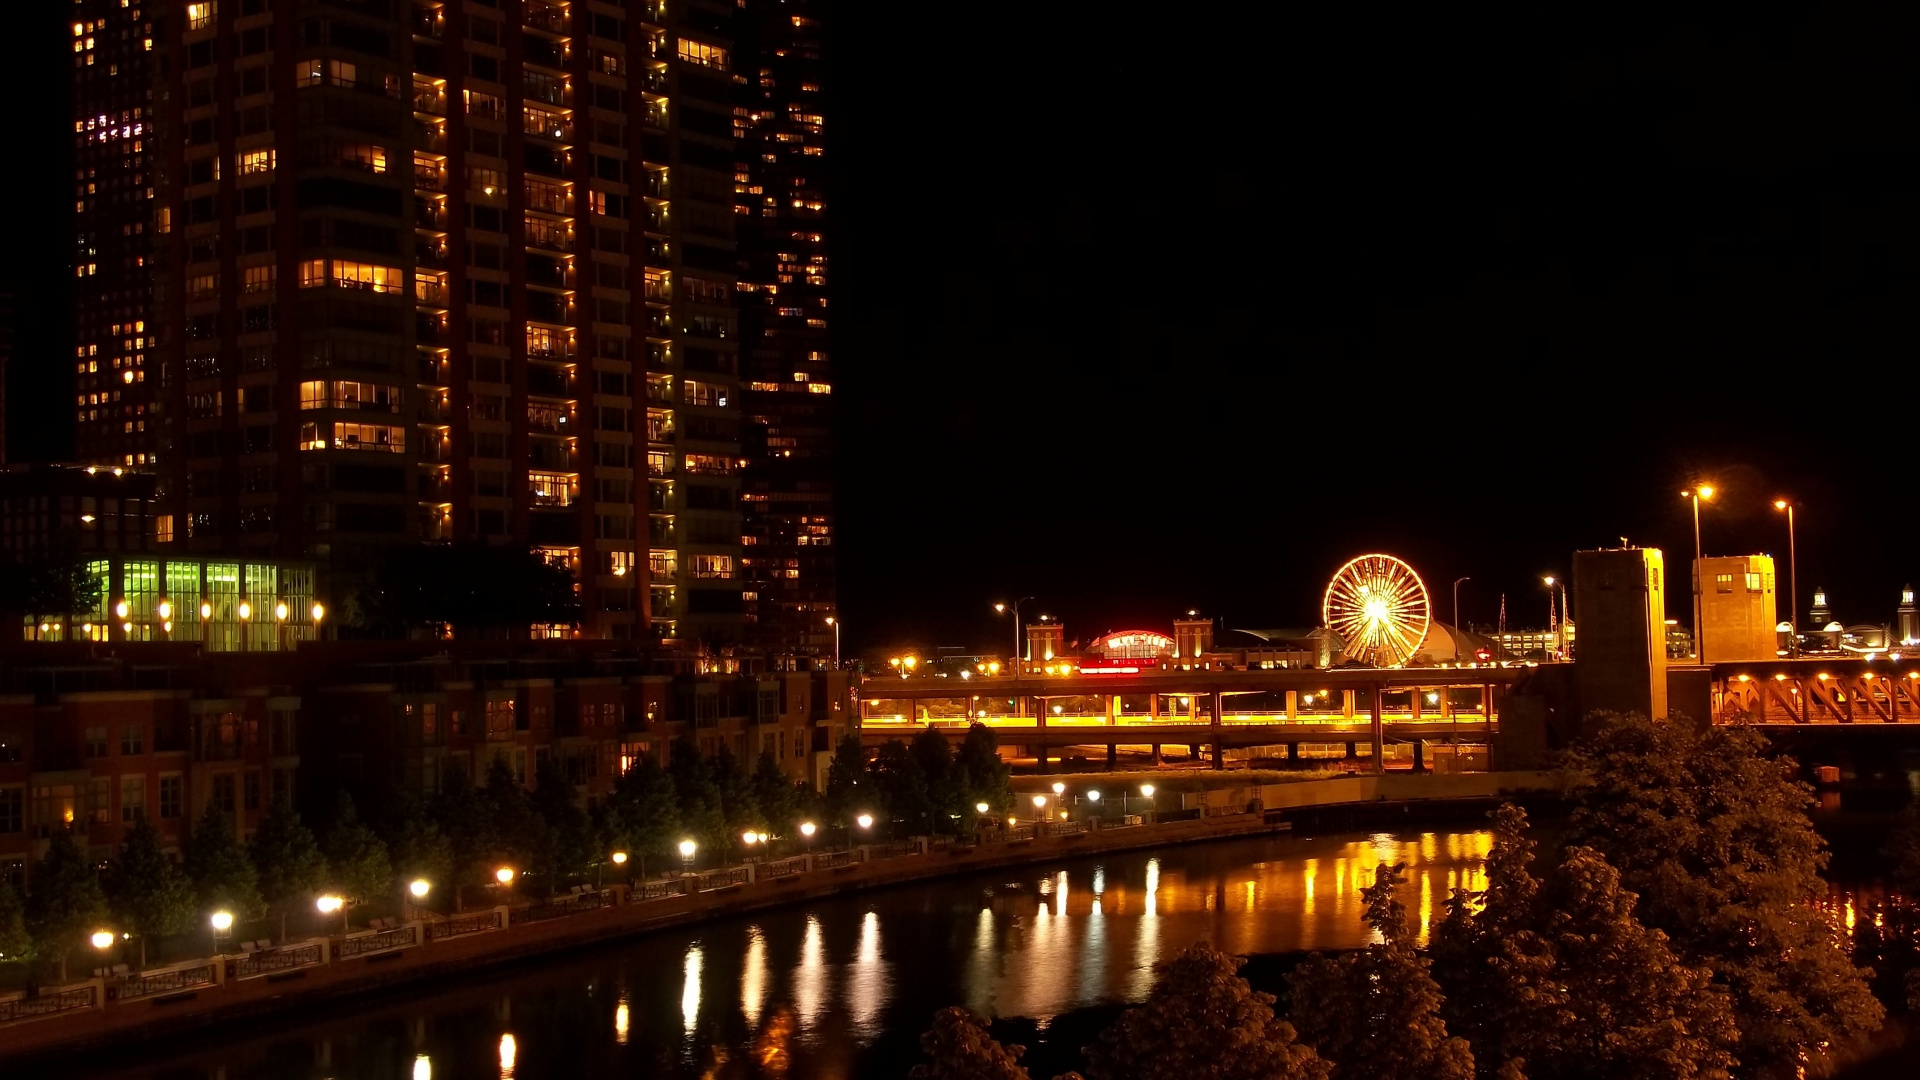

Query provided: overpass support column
[1343,690,1356,720]
[1035,701,1046,771]
[1106,743,1117,770]
[1370,684,1385,776]
[1410,689,1422,720]
[1411,740,1427,774]
[1210,690,1224,770]
[1149,694,1159,719]
[1109,695,1121,725]
[1285,690,1298,720]
[1151,743,1162,765]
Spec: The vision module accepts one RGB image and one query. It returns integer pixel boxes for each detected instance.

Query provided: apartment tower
[734,0,834,664]
[72,0,767,645]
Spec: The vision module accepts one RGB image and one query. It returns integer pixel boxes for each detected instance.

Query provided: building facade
[68,0,837,650]
[1696,554,1777,663]
[0,639,852,888]
[733,0,834,664]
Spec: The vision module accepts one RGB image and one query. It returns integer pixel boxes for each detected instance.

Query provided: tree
[431,764,494,910]
[0,552,105,632]
[912,726,964,833]
[823,732,869,825]
[531,755,595,891]
[605,754,681,878]
[26,831,108,983]
[956,723,1013,814]
[249,800,326,942]
[666,737,724,856]
[1431,807,1737,1080]
[185,805,263,921]
[480,756,543,877]
[105,815,196,965]
[751,750,800,838]
[1561,713,1882,1074]
[0,878,30,966]
[872,738,931,838]
[388,814,455,905]
[322,794,392,924]
[711,745,760,843]
[1287,864,1474,1080]
[911,1006,1034,1080]
[1085,942,1331,1080]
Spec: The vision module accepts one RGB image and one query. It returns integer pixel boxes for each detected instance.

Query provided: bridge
[857,665,1528,771]
[1713,657,1920,726]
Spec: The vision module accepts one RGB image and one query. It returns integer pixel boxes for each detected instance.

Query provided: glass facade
[22,556,317,651]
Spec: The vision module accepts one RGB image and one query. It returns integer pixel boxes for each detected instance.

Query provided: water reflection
[69,829,1497,1080]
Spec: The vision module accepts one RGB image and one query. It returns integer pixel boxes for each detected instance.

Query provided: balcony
[413,160,446,191]
[529,439,573,470]
[526,364,571,396]
[525,0,569,34]
[412,85,446,116]
[527,404,569,434]
[524,37,568,70]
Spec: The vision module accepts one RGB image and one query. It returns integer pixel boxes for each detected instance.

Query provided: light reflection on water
[71,829,1495,1080]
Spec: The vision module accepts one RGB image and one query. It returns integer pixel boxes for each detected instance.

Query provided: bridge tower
[1573,546,1670,723]
[1900,586,1917,646]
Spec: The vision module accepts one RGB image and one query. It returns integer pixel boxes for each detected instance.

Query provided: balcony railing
[524,0,569,34]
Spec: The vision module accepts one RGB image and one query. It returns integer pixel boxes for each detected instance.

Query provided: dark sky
[8,9,1918,658]
[828,8,1920,655]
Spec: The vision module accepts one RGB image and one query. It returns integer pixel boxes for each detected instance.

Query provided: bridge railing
[0,981,101,1025]
[118,959,219,1001]
[233,940,327,980]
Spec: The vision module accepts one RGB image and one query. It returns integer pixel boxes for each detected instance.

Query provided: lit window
[236,148,275,175]
[649,550,677,578]
[187,3,215,31]
[241,264,276,293]
[688,554,733,579]
[331,261,403,293]
[646,450,671,476]
[299,380,402,411]
[186,273,218,300]
[1715,573,1734,594]
[339,144,387,173]
[683,453,735,476]
[528,472,574,506]
[676,39,727,69]
[298,259,327,288]
[299,422,405,453]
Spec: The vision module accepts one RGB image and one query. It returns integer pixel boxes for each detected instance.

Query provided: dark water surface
[69,829,1496,1080]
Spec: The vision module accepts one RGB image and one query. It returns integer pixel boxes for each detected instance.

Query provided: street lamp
[316,894,348,932]
[210,909,234,954]
[1141,783,1156,824]
[1775,499,1799,658]
[825,616,840,668]
[409,879,431,899]
[1451,576,1470,631]
[91,929,116,951]
[799,821,816,853]
[495,867,516,886]
[975,801,990,814]
[1052,781,1065,796]
[678,839,697,874]
[1681,484,1716,663]
[1543,576,1568,659]
[995,597,1035,676]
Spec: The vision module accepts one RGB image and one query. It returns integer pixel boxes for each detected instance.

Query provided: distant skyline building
[62,0,835,656]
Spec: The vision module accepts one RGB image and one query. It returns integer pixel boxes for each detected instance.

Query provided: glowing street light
[1775,499,1799,657]
[1086,790,1101,802]
[210,910,235,931]
[824,616,841,668]
[678,838,698,874]
[409,879,432,899]
[975,801,990,814]
[1681,484,1717,662]
[495,866,516,885]
[91,930,116,950]
[855,813,874,830]
[610,852,628,867]
[742,829,760,846]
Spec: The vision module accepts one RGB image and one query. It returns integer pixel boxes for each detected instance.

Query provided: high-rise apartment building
[734,0,834,664]
[71,0,774,646]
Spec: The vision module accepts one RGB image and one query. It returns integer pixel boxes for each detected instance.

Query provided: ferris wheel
[1322,554,1432,667]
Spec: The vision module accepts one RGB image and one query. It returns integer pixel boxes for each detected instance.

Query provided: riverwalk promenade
[0,771,1555,1065]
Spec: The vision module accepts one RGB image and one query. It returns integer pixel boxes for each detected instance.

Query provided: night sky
[8,8,1918,657]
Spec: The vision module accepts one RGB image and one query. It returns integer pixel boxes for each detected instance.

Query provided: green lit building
[22,555,319,651]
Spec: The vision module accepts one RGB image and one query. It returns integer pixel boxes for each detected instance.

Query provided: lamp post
[1451,576,1469,632]
[1542,576,1568,659]
[316,894,347,933]
[995,597,1035,678]
[209,909,234,956]
[1031,793,1047,823]
[824,616,841,668]
[1681,485,1716,663]
[799,821,816,853]
[1140,783,1156,825]
[609,851,628,887]
[1775,499,1799,658]
[678,839,697,875]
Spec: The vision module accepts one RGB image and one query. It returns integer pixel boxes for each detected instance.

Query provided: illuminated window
[415,271,446,305]
[526,177,569,213]
[1746,572,1763,591]
[186,273,218,300]
[299,380,402,411]
[1715,573,1734,594]
[676,39,727,69]
[648,550,677,577]
[683,380,727,407]
[236,148,275,175]
[688,554,732,580]
[683,453,735,476]
[187,3,215,31]
[529,471,573,506]
[241,264,275,293]
[330,60,356,87]
[464,89,505,119]
[331,261,403,293]
[646,450,671,476]
[298,259,327,288]
[469,166,504,196]
[339,144,387,173]
[299,422,405,453]
[526,325,569,358]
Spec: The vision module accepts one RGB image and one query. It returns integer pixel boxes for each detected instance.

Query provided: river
[62,826,1909,1079]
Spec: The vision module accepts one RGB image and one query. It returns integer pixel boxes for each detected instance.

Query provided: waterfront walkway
[0,771,1556,1065]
